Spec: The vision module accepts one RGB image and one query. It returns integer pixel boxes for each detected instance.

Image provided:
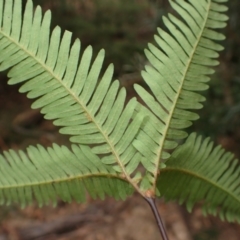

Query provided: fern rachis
[0,0,239,239]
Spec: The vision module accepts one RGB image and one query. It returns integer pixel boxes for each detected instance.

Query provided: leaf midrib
[0,172,125,190]
[161,166,240,206]
[153,3,211,189]
[0,29,137,190]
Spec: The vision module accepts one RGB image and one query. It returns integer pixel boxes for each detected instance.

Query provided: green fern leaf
[157,133,240,223]
[0,144,133,207]
[134,0,229,193]
[0,0,145,191]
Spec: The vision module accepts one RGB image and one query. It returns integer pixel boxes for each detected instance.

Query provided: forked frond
[0,0,144,192]
[134,0,228,194]
[157,133,240,223]
[0,144,133,208]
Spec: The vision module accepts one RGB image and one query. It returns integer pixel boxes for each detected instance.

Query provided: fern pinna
[0,0,239,239]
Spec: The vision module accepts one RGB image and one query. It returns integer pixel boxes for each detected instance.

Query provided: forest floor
[0,194,240,240]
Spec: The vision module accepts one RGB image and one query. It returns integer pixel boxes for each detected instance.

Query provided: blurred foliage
[193,228,219,240]
[29,0,169,75]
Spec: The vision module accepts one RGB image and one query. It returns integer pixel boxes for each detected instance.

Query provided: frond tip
[158,133,240,223]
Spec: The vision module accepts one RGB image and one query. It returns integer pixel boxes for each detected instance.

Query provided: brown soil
[1,194,240,240]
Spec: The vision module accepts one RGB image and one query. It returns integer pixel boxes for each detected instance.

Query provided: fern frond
[0,144,133,208]
[157,133,240,223]
[134,0,228,192]
[0,0,144,190]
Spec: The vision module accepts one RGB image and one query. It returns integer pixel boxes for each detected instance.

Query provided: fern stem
[145,197,169,240]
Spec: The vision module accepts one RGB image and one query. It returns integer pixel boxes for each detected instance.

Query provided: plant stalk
[145,197,169,240]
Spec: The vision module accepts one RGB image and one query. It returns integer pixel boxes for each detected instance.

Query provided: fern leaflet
[0,0,145,193]
[134,0,229,194]
[0,144,133,207]
[158,133,240,223]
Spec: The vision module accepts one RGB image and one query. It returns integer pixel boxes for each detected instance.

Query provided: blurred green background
[29,0,162,75]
